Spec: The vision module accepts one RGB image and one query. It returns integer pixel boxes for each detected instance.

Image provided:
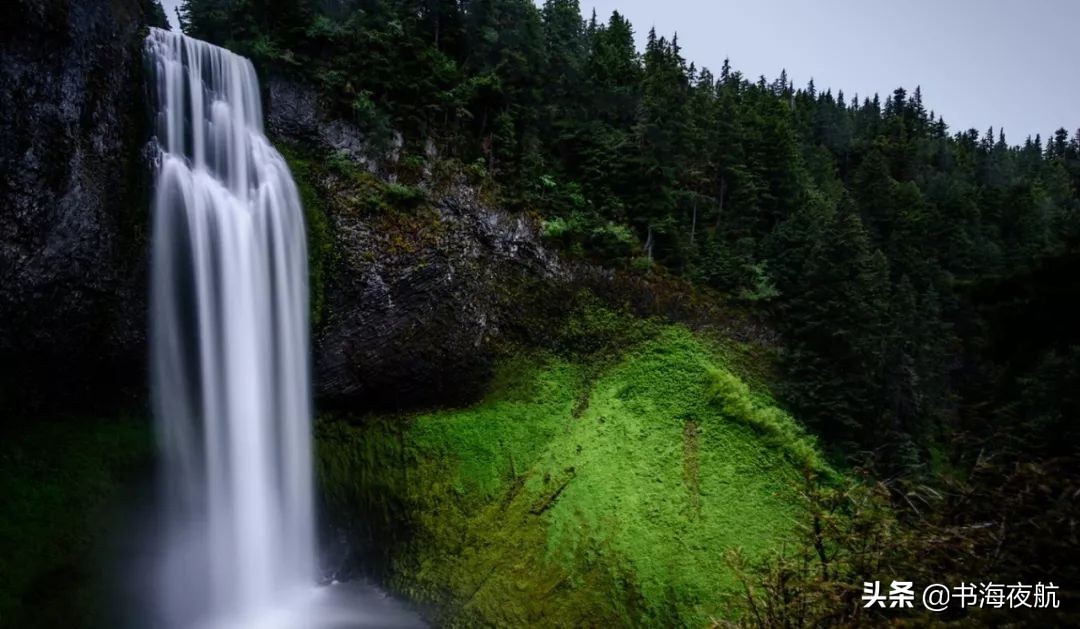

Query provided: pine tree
[778,197,890,444]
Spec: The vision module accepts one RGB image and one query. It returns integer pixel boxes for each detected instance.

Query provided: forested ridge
[178,0,1080,623]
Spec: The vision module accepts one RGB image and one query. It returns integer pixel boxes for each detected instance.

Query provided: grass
[318,325,823,627]
[0,416,153,628]
[407,358,584,498]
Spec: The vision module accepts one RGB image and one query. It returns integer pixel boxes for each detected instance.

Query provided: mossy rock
[318,326,823,627]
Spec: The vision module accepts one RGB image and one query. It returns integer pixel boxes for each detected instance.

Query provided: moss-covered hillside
[317,323,823,627]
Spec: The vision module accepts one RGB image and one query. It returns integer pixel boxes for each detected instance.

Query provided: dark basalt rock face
[266,78,375,171]
[266,78,566,409]
[0,0,162,415]
[316,188,563,409]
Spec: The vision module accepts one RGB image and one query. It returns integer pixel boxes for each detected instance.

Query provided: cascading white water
[146,27,316,627]
[143,27,426,629]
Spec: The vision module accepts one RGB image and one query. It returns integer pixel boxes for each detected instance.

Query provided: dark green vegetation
[179,2,1080,624]
[0,417,153,628]
[317,321,823,627]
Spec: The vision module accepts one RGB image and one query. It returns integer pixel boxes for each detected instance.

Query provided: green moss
[705,365,827,474]
[407,357,584,498]
[279,145,332,327]
[320,150,427,217]
[319,326,823,627]
[553,298,659,361]
[338,171,397,215]
[383,181,426,210]
[0,416,153,627]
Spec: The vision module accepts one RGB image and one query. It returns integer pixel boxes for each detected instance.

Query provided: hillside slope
[318,324,822,627]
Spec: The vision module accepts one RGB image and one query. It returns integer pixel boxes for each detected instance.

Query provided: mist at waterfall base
[134,28,425,628]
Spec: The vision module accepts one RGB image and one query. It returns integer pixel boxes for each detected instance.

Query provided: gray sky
[162,0,182,29]
[581,0,1078,142]
[162,0,1077,142]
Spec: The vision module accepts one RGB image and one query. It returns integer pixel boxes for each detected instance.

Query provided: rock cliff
[0,0,164,414]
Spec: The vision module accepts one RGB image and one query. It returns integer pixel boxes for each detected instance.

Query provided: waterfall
[146,27,316,626]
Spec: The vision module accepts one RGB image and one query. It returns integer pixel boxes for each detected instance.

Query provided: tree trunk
[690,196,697,244]
[715,176,727,230]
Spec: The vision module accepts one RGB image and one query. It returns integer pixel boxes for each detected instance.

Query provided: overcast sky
[162,0,181,29]
[163,0,1077,142]
[583,0,1077,142]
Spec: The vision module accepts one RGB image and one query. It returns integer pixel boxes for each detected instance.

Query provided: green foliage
[541,213,636,259]
[317,326,824,626]
[550,298,658,362]
[382,181,426,209]
[719,471,911,628]
[705,367,824,473]
[735,261,780,302]
[319,148,429,216]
